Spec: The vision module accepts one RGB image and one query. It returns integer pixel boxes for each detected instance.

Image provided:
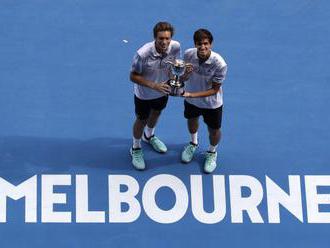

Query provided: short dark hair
[153,22,174,38]
[193,29,213,44]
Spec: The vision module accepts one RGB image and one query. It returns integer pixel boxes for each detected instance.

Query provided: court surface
[1,0,330,247]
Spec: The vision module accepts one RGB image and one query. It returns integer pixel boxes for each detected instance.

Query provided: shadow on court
[0,136,131,171]
[0,136,192,174]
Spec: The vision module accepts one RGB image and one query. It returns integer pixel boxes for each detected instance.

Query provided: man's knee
[187,118,199,132]
[135,116,148,125]
[150,109,162,116]
[208,127,221,136]
[188,117,199,125]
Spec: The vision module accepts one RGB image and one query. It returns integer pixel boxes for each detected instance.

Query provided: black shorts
[135,95,169,120]
[184,100,223,129]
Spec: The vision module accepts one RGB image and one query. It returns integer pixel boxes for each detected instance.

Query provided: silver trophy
[166,59,186,96]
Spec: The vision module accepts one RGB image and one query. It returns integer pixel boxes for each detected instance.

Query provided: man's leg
[203,127,221,173]
[144,109,161,138]
[133,118,147,147]
[181,117,199,163]
[203,106,223,173]
[142,96,168,153]
[188,117,199,145]
[130,96,150,170]
[130,117,148,170]
[142,109,167,153]
[208,127,221,152]
[181,101,201,163]
[132,95,150,149]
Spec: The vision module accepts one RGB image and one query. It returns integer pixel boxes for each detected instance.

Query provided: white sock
[133,137,141,149]
[191,132,198,145]
[145,126,155,138]
[208,144,218,153]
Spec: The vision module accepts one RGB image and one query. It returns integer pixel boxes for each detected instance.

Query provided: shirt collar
[194,49,213,64]
[152,41,170,57]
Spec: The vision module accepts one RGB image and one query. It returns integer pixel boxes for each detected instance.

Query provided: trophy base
[167,80,185,96]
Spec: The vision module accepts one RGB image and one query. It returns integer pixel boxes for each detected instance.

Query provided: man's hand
[182,91,193,98]
[185,63,194,74]
[180,63,194,82]
[153,82,171,94]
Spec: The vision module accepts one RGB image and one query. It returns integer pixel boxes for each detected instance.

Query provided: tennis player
[129,22,181,170]
[181,29,227,173]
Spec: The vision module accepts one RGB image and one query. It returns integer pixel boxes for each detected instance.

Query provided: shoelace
[132,150,143,162]
[150,137,164,148]
[186,144,197,156]
[205,152,216,161]
[150,136,160,143]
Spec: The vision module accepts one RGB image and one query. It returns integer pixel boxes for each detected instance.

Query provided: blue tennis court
[1,0,330,247]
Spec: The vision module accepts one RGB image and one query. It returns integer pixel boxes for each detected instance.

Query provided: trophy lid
[174,59,185,68]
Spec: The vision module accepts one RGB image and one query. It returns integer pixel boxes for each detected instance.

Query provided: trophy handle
[165,60,175,65]
[165,60,177,80]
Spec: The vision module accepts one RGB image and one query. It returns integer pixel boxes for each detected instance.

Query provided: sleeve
[175,43,181,59]
[212,64,227,84]
[130,53,143,74]
[183,50,188,61]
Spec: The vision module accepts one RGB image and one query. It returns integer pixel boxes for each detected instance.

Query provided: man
[181,29,227,173]
[130,22,181,170]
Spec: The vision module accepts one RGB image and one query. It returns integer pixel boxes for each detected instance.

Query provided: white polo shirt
[131,40,181,100]
[184,48,227,109]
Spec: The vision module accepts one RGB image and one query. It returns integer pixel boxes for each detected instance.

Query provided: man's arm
[130,53,171,94]
[182,82,221,98]
[130,72,171,94]
[183,64,227,98]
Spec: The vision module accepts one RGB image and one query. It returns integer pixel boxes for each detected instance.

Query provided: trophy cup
[166,59,186,96]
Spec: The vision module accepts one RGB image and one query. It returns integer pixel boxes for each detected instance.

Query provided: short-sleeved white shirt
[131,40,181,100]
[184,48,227,109]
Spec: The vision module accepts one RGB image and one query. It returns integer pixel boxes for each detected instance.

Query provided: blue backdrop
[1,0,330,247]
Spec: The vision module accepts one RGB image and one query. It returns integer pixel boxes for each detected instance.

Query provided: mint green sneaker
[142,134,167,153]
[130,148,146,170]
[204,152,217,173]
[181,143,198,163]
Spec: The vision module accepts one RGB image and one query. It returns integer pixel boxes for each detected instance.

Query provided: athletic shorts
[134,95,169,120]
[184,100,223,129]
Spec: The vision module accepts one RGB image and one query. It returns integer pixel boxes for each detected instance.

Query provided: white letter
[230,175,264,223]
[191,175,226,224]
[108,175,140,223]
[0,176,37,223]
[305,175,330,223]
[266,175,303,223]
[142,174,188,224]
[41,175,71,223]
[76,175,105,223]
